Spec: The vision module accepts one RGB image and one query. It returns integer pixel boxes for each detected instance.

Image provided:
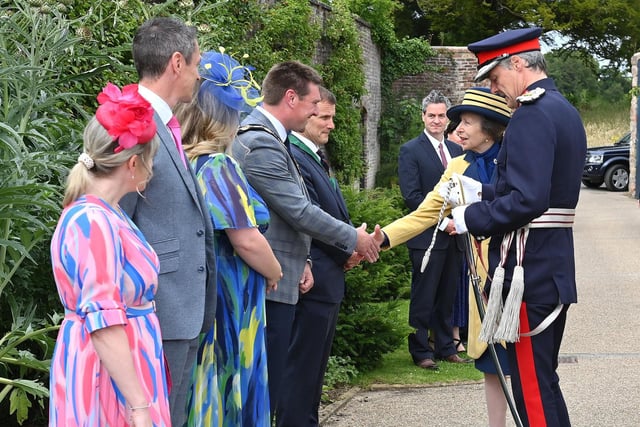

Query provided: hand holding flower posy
[96,82,157,152]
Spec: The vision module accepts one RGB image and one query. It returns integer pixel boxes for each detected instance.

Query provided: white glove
[438,173,482,207]
[451,206,469,234]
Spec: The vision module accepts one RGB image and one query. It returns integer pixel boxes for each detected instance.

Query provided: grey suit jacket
[120,112,216,340]
[231,109,357,305]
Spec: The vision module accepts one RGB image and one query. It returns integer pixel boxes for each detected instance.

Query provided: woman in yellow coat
[376,87,512,427]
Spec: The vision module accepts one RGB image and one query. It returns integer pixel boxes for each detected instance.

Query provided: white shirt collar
[423,129,450,160]
[137,84,172,125]
[256,105,288,142]
[291,131,320,158]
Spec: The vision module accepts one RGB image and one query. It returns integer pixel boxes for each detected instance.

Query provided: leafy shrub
[333,300,405,372]
[323,356,358,394]
[376,36,434,187]
[376,97,424,187]
[0,299,60,426]
[0,2,88,423]
[328,186,411,372]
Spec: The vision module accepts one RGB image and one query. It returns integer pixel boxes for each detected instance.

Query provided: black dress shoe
[444,354,473,364]
[415,358,439,370]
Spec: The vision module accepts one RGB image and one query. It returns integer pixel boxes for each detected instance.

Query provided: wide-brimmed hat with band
[446,87,511,127]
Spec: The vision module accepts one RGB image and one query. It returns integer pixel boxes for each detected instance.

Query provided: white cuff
[451,206,469,234]
[438,217,450,232]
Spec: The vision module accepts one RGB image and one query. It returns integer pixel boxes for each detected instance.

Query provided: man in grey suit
[231,61,379,422]
[120,17,216,427]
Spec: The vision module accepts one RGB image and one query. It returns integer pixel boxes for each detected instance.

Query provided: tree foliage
[413,0,640,69]
[545,49,631,111]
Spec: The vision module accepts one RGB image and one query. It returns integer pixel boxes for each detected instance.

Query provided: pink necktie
[167,115,188,168]
[438,142,448,168]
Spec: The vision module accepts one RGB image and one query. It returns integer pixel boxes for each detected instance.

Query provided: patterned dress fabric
[49,195,170,426]
[187,153,270,427]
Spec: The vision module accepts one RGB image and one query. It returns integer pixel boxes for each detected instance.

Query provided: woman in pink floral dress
[49,83,170,426]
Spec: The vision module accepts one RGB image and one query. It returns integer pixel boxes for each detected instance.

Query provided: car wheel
[581,179,602,188]
[604,164,629,191]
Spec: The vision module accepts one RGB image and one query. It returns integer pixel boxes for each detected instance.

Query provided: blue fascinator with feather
[199,48,262,113]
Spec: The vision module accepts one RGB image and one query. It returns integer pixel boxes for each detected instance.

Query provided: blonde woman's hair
[63,116,158,207]
[175,82,241,160]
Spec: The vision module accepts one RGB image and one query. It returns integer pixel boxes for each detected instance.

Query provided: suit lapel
[154,114,202,211]
[418,133,445,172]
[289,135,350,219]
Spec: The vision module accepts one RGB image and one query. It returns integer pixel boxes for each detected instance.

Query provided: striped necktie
[438,142,448,168]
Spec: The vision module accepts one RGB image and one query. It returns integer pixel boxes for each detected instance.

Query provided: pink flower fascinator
[96,82,157,152]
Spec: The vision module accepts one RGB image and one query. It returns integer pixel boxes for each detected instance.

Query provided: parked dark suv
[582,132,630,191]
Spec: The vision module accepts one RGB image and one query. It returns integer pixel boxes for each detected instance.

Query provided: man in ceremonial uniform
[449,27,587,426]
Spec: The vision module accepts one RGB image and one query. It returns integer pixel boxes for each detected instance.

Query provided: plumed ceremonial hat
[447,87,511,126]
[468,27,543,82]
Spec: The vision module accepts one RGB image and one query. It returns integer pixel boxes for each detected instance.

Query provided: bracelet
[128,402,151,411]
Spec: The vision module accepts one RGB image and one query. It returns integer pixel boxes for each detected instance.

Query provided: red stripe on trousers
[515,303,546,426]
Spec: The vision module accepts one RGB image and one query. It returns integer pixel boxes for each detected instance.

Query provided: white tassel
[479,266,504,343]
[420,248,432,273]
[495,265,525,342]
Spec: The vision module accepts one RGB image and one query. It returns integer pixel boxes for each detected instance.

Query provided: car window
[615,133,631,146]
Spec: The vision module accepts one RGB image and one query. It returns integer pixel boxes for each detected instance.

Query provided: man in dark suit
[276,87,362,426]
[120,18,217,427]
[398,90,469,370]
[231,62,379,422]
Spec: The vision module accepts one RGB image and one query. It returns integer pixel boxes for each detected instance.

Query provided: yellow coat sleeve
[382,156,470,249]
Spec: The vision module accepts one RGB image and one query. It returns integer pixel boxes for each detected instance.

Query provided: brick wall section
[391,47,479,106]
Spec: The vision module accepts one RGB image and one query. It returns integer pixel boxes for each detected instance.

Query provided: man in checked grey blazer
[231,61,379,422]
[120,18,216,427]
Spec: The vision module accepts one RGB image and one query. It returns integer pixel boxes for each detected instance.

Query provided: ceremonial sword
[463,232,523,427]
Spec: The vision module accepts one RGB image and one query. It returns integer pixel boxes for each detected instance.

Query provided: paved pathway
[320,187,640,427]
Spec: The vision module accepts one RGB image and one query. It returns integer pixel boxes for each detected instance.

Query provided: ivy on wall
[318,0,366,182]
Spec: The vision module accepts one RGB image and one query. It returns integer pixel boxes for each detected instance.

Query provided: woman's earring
[136,185,146,199]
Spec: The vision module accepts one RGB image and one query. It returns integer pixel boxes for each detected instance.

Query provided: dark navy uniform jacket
[465,78,587,305]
